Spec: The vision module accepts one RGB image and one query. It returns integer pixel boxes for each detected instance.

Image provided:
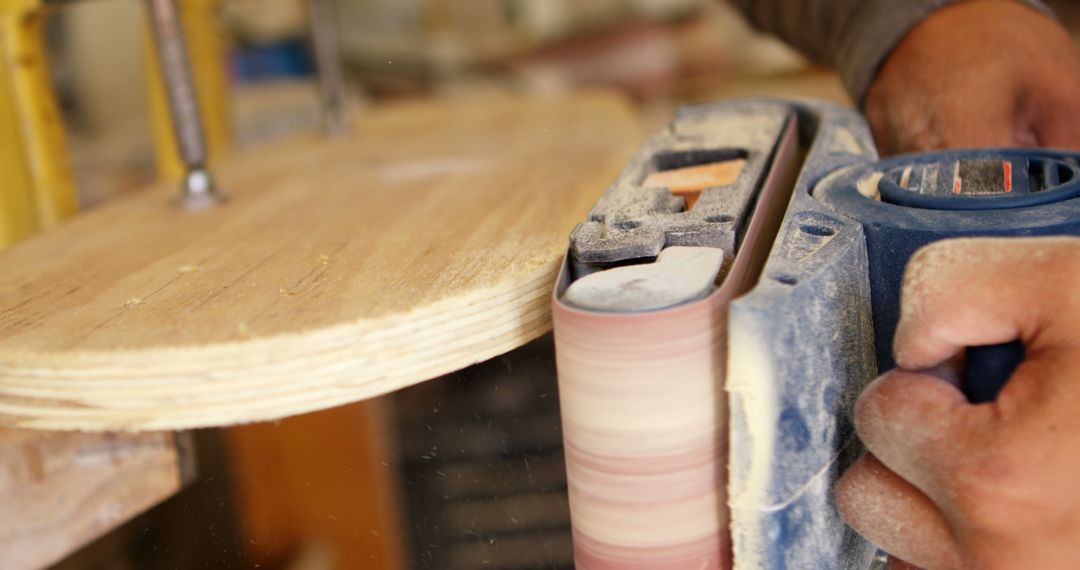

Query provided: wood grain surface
[0,93,640,431]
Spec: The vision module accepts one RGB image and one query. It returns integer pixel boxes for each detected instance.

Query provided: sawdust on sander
[724,313,778,567]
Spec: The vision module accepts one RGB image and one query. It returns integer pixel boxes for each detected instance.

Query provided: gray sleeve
[728,0,1054,105]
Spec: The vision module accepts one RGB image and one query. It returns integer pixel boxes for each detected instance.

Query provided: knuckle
[853,372,947,440]
[1054,239,1080,278]
[902,242,953,303]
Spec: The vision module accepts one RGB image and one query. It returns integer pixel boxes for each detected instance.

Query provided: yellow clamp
[0,0,230,249]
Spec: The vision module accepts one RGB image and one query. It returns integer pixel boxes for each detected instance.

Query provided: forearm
[728,0,1052,105]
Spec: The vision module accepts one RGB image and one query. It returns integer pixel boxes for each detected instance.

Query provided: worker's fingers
[932,92,1016,150]
[886,558,923,570]
[892,238,1080,371]
[1028,90,1080,150]
[1019,14,1080,151]
[864,84,1016,154]
[853,369,970,495]
[836,454,962,570]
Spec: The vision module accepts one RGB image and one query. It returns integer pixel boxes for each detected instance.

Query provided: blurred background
[28,0,1080,568]
[55,0,837,208]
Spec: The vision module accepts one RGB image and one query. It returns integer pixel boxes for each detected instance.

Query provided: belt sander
[552,99,1080,568]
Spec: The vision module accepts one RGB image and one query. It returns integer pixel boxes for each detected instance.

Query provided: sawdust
[236,322,253,339]
[726,318,777,567]
[828,127,868,155]
[856,172,883,200]
[726,212,880,567]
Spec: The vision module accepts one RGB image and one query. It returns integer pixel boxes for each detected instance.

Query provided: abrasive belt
[551,116,798,569]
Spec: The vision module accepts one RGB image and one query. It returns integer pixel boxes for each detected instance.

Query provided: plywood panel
[0,93,641,430]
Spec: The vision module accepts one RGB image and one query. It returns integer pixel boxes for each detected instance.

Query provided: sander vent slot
[651,148,746,172]
[1028,159,1074,193]
[799,224,835,237]
[770,272,798,286]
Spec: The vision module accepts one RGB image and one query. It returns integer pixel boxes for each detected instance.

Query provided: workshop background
[15,0,1080,569]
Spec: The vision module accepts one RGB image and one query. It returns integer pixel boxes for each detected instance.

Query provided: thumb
[893,237,1080,371]
[1028,94,1080,150]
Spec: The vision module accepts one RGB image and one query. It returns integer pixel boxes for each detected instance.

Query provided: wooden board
[0,93,640,431]
[0,429,187,569]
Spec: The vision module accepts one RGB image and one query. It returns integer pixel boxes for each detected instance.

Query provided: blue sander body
[731,101,1080,568]
[556,99,1080,568]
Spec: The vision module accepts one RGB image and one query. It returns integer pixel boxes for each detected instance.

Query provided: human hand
[835,237,1080,569]
[864,0,1080,155]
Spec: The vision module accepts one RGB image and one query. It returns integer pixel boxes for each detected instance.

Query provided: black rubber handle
[962,340,1025,403]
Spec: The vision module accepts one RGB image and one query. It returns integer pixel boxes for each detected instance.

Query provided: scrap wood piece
[0,429,187,569]
[0,93,641,431]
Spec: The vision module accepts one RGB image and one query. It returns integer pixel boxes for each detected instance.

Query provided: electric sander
[552,99,1080,569]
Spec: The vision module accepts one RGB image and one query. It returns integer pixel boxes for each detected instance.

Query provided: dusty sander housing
[553,99,1080,569]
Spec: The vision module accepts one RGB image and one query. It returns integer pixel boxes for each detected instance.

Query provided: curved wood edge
[0,275,553,430]
[0,93,642,431]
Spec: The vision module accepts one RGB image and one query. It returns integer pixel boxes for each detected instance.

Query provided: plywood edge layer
[0,268,557,431]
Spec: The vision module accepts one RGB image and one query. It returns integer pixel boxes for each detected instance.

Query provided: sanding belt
[553,102,802,568]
